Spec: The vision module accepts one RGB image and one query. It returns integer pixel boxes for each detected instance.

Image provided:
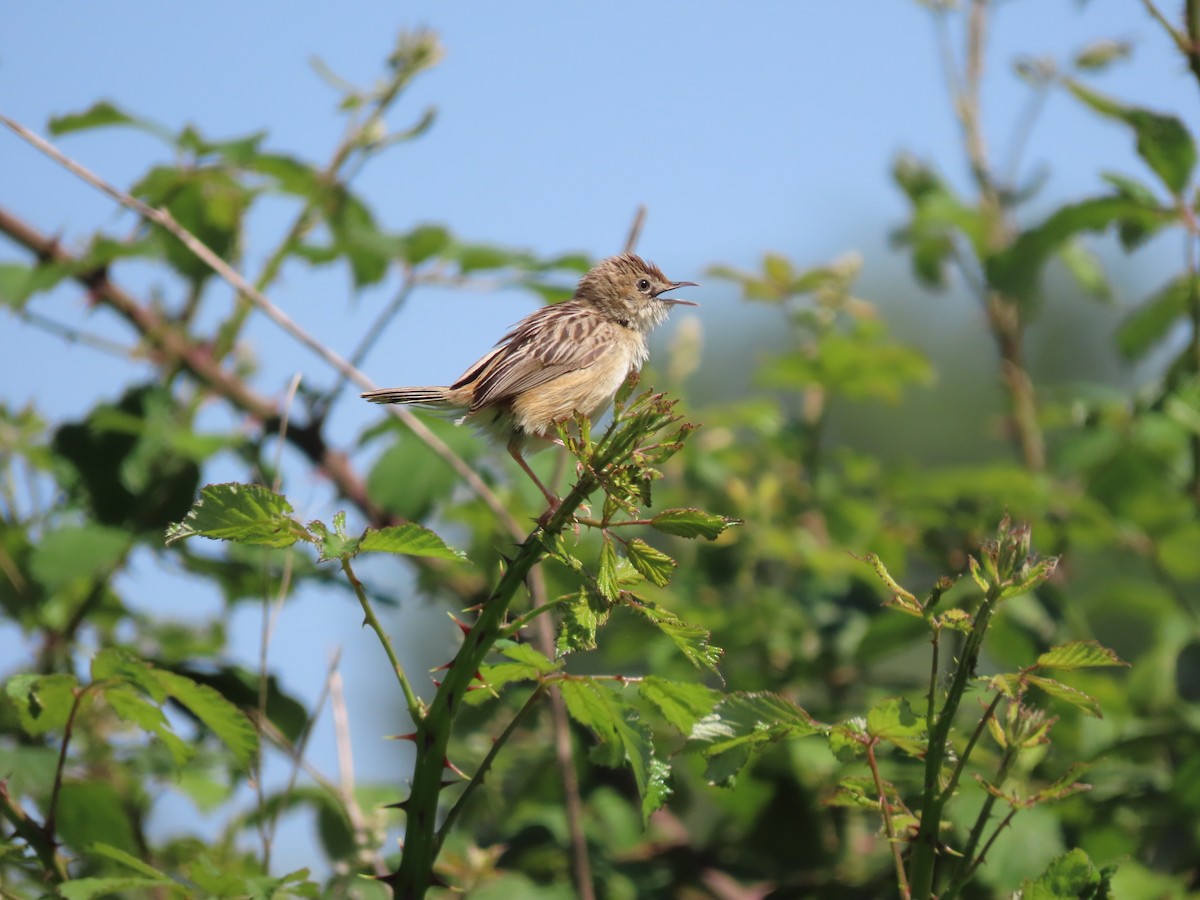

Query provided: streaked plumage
[363,253,697,509]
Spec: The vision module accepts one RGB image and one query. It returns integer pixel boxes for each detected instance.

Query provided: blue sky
[1,0,1193,876]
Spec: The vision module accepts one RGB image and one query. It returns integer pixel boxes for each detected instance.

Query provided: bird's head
[576,253,698,332]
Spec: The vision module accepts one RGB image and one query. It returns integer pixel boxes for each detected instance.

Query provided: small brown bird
[363,253,697,510]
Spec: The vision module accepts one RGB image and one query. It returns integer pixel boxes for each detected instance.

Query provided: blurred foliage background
[4,1,1200,897]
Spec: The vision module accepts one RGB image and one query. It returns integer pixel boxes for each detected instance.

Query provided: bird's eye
[637,278,652,292]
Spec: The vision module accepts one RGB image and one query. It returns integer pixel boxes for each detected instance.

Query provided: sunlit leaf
[865,697,926,756]
[360,522,466,561]
[627,601,722,674]
[1018,848,1104,899]
[560,678,666,822]
[1027,675,1102,717]
[5,673,80,735]
[1035,641,1128,671]
[687,692,826,787]
[649,508,740,540]
[625,538,676,587]
[165,483,310,548]
[638,676,722,735]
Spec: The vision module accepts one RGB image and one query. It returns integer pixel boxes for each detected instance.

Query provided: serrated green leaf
[469,642,561,704]
[5,673,80,735]
[165,483,310,548]
[1036,640,1129,671]
[627,601,723,674]
[560,678,666,822]
[686,692,825,786]
[638,677,722,735]
[154,669,259,767]
[1027,675,1102,717]
[649,508,740,540]
[826,776,886,809]
[556,590,608,656]
[828,719,869,761]
[1117,275,1198,361]
[1067,79,1197,195]
[359,522,465,561]
[865,697,926,756]
[1018,848,1102,900]
[596,536,620,601]
[624,538,677,587]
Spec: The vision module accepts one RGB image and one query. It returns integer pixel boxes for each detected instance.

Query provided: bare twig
[624,205,647,255]
[866,740,910,900]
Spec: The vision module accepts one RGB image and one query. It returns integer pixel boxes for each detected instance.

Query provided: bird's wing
[452,304,615,412]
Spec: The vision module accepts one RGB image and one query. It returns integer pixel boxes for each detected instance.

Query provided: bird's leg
[507,440,561,521]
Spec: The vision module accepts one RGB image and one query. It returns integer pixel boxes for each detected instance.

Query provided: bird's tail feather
[361,386,452,406]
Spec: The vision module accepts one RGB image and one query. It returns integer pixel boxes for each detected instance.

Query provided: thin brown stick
[866,740,910,900]
[624,205,647,255]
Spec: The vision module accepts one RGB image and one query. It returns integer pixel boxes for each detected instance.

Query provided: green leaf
[649,508,740,540]
[596,536,620,601]
[165,483,311,548]
[88,842,173,879]
[5,673,79,735]
[47,101,173,143]
[1066,79,1197,195]
[30,524,130,592]
[1036,640,1129,671]
[1019,848,1103,900]
[986,195,1170,301]
[560,678,667,822]
[686,692,826,787]
[325,187,394,287]
[1057,239,1110,300]
[1117,275,1199,360]
[359,522,466,561]
[56,781,139,856]
[0,261,75,309]
[306,514,358,562]
[469,641,561,704]
[154,669,259,767]
[865,697,926,757]
[1073,39,1131,72]
[59,877,183,900]
[556,590,609,655]
[399,224,451,265]
[103,683,190,766]
[627,601,723,674]
[638,677,722,735]
[1027,675,1103,717]
[624,538,677,587]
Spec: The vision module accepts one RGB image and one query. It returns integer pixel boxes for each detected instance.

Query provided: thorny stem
[908,586,1003,900]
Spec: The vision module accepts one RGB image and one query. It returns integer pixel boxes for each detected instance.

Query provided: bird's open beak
[656,280,699,306]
